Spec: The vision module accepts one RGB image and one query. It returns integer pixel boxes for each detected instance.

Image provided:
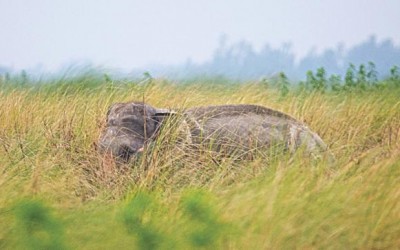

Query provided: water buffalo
[98,102,328,161]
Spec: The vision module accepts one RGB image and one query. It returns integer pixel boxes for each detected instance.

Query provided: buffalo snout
[98,125,146,160]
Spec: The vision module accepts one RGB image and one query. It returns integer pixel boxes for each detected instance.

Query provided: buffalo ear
[153,109,177,124]
[154,108,176,116]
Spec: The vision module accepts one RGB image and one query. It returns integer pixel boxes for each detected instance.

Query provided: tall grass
[0,75,399,249]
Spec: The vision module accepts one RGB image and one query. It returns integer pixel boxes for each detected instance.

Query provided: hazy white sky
[0,0,399,72]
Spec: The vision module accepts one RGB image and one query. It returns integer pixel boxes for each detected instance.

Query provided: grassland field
[0,75,399,249]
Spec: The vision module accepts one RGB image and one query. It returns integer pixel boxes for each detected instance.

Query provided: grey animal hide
[98,102,328,161]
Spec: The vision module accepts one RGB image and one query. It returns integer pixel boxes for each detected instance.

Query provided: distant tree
[20,70,28,85]
[356,64,367,90]
[315,67,327,92]
[344,35,400,76]
[259,77,269,88]
[305,70,316,90]
[390,65,399,80]
[142,71,154,85]
[389,65,399,87]
[278,72,290,97]
[298,80,306,92]
[103,73,112,84]
[367,61,378,85]
[345,64,356,90]
[329,74,342,91]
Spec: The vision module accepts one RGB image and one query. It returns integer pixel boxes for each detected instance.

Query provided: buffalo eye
[108,118,117,126]
[121,116,138,124]
[121,118,133,123]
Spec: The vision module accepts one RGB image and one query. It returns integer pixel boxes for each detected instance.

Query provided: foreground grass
[0,78,399,249]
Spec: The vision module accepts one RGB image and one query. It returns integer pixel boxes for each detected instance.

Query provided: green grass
[0,76,399,249]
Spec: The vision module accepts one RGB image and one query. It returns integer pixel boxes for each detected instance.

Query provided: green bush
[14,200,66,250]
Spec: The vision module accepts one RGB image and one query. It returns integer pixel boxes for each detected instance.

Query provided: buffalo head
[98,102,172,161]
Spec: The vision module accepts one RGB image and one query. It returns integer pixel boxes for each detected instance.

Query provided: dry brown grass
[0,79,399,249]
